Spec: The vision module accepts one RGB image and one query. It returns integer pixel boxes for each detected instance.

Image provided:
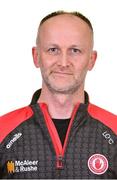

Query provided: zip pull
[56,155,64,169]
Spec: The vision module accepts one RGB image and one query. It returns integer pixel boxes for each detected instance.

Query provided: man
[0,11,117,179]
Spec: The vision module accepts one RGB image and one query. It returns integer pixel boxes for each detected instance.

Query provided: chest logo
[7,161,15,173]
[88,154,108,175]
[6,133,22,149]
[102,131,114,144]
[7,160,38,174]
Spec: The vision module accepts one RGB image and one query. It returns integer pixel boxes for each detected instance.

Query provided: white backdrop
[0,0,117,115]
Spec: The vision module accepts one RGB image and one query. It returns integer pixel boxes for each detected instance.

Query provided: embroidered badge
[88,154,108,175]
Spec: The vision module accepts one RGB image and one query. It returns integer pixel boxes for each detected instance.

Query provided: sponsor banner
[7,160,38,173]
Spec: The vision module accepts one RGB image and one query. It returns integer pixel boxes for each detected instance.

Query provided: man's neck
[38,87,84,119]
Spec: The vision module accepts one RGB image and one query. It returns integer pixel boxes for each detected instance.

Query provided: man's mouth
[52,71,73,75]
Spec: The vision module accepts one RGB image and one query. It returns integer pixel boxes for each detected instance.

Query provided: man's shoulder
[88,103,117,135]
[0,106,33,143]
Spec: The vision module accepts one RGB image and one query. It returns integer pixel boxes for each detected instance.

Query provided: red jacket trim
[39,102,80,169]
[88,103,117,135]
[0,106,33,143]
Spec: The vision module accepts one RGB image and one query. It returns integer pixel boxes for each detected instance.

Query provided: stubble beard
[41,72,84,95]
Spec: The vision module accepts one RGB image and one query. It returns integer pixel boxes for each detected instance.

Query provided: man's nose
[57,53,70,67]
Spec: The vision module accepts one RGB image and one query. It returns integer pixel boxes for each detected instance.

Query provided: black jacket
[0,89,117,179]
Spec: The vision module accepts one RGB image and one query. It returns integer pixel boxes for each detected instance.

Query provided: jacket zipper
[39,103,79,169]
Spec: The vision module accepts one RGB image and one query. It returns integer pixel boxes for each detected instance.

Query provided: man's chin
[47,85,79,95]
[43,77,80,94]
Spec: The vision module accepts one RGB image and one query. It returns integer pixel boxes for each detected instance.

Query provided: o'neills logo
[6,133,22,149]
[88,154,108,175]
[7,160,38,173]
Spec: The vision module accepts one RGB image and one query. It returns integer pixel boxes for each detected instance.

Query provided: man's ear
[88,50,97,71]
[32,47,40,68]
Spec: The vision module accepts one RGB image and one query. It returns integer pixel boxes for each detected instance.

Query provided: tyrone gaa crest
[88,154,108,175]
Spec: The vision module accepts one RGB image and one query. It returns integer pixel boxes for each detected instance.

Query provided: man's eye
[71,48,81,53]
[48,48,58,53]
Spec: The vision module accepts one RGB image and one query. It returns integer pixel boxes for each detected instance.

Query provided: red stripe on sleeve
[88,103,117,135]
[0,106,33,143]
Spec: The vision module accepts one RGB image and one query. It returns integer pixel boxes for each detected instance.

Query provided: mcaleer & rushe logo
[7,160,38,173]
[88,154,108,175]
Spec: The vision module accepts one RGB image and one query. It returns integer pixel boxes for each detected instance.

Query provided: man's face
[33,14,97,94]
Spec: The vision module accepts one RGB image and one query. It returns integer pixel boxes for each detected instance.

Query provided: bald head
[36,11,93,46]
[36,12,94,50]
[40,11,93,30]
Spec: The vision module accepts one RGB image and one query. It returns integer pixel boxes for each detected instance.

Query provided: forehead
[39,14,92,33]
[38,14,93,46]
